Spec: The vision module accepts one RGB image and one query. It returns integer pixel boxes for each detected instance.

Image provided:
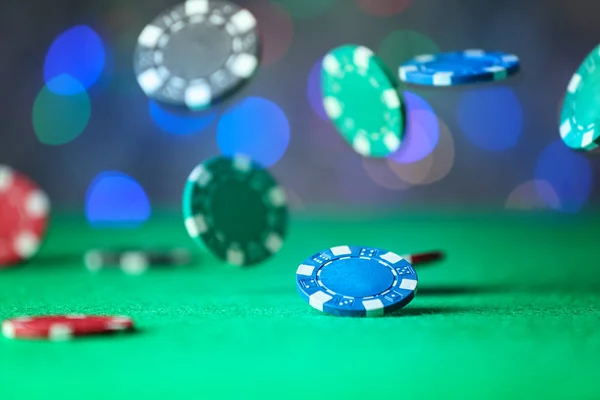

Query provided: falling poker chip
[559,44,600,151]
[398,49,520,86]
[296,246,418,317]
[401,250,444,266]
[134,0,261,111]
[2,315,134,340]
[320,44,405,158]
[0,165,50,267]
[182,154,288,266]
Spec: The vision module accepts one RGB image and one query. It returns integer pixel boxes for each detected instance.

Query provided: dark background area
[1,0,599,212]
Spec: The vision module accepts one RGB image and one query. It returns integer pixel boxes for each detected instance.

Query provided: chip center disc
[164,23,232,79]
[209,179,267,242]
[350,73,393,133]
[319,258,394,298]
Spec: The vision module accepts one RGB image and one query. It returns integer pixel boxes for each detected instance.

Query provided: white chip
[400,279,418,291]
[48,324,74,341]
[229,53,259,78]
[0,166,14,192]
[323,96,342,119]
[309,291,333,311]
[264,233,283,254]
[14,232,40,258]
[362,299,385,317]
[27,190,50,218]
[232,154,252,172]
[330,246,351,256]
[185,214,208,237]
[2,321,16,339]
[121,252,149,275]
[267,186,287,208]
[230,9,257,34]
[137,25,164,48]
[380,251,403,264]
[185,81,212,109]
[186,0,209,15]
[296,264,315,276]
[84,251,103,272]
[227,248,245,266]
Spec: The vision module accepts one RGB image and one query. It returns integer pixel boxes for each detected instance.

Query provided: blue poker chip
[398,49,520,86]
[296,246,418,317]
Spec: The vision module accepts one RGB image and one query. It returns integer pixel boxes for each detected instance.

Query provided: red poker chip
[2,315,134,340]
[402,250,444,266]
[0,165,50,267]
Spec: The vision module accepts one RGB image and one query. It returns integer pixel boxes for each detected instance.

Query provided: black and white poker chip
[134,0,261,110]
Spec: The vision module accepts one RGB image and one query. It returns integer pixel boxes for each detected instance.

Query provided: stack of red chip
[0,165,50,267]
[2,315,135,340]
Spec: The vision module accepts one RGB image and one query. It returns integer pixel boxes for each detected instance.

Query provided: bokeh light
[149,100,219,136]
[362,158,411,191]
[457,86,523,151]
[307,58,327,120]
[44,25,105,95]
[534,140,592,213]
[389,91,439,163]
[388,151,433,185]
[378,31,440,77]
[506,180,560,210]
[217,97,290,167]
[85,171,151,228]
[32,75,91,145]
[246,0,294,66]
[388,117,455,185]
[355,0,412,17]
[270,0,335,19]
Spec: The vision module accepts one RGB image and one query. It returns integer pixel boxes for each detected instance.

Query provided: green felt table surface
[1,211,599,399]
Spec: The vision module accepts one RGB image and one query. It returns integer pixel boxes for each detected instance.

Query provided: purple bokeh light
[534,140,593,213]
[389,91,439,164]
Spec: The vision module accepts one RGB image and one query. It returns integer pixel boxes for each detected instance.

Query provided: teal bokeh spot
[32,75,91,145]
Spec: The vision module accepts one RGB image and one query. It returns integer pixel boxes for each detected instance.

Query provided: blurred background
[1,0,598,227]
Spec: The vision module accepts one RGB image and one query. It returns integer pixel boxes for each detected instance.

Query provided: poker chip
[296,246,418,317]
[398,49,520,86]
[559,44,600,151]
[2,315,134,340]
[182,154,288,266]
[0,166,50,267]
[401,250,444,266]
[84,248,192,275]
[133,0,261,111]
[321,44,405,158]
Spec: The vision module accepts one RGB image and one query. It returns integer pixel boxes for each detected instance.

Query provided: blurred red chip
[402,250,444,266]
[2,315,135,340]
[0,165,50,267]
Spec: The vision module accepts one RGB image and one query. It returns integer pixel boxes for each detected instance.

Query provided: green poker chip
[321,44,405,158]
[560,44,600,151]
[182,155,288,266]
